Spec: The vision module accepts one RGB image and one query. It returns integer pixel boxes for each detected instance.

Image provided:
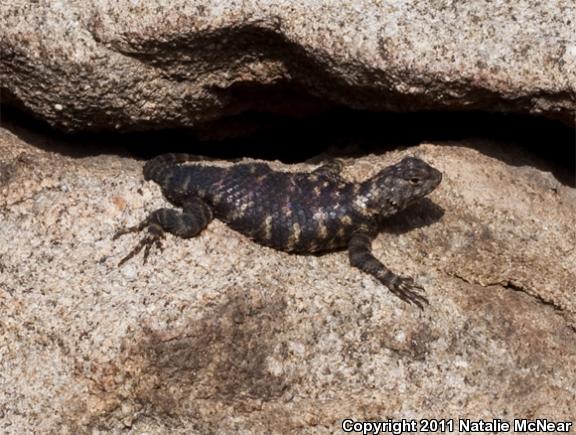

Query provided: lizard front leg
[114,196,213,266]
[348,233,428,309]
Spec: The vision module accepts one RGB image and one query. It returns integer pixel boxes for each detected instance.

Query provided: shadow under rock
[2,104,573,185]
[380,198,445,236]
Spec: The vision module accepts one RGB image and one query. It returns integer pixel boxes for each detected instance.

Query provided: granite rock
[0,125,575,432]
[1,0,575,132]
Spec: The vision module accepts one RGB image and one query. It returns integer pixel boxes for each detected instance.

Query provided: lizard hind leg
[348,233,429,309]
[114,197,213,266]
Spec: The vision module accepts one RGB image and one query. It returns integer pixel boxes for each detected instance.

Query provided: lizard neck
[354,178,401,219]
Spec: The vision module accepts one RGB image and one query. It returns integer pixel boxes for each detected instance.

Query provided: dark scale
[115,154,442,308]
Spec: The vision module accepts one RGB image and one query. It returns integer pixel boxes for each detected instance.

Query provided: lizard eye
[409,177,420,185]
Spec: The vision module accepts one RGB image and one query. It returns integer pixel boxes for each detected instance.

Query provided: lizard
[114,154,442,308]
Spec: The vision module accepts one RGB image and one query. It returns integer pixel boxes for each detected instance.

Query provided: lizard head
[362,156,442,218]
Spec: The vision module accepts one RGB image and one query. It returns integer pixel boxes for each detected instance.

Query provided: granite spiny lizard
[115,154,442,308]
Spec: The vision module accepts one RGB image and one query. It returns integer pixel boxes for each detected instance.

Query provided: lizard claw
[141,230,164,265]
[112,221,147,241]
[389,276,429,310]
[115,222,164,266]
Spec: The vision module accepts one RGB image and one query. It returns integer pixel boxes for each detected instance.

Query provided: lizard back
[210,165,362,253]
[146,159,363,253]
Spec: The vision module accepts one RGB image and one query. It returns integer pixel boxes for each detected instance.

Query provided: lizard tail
[143,154,208,182]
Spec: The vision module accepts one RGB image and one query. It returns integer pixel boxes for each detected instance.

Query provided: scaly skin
[115,154,442,308]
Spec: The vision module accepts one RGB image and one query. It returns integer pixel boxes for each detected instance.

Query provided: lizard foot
[389,277,429,310]
[114,223,164,266]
